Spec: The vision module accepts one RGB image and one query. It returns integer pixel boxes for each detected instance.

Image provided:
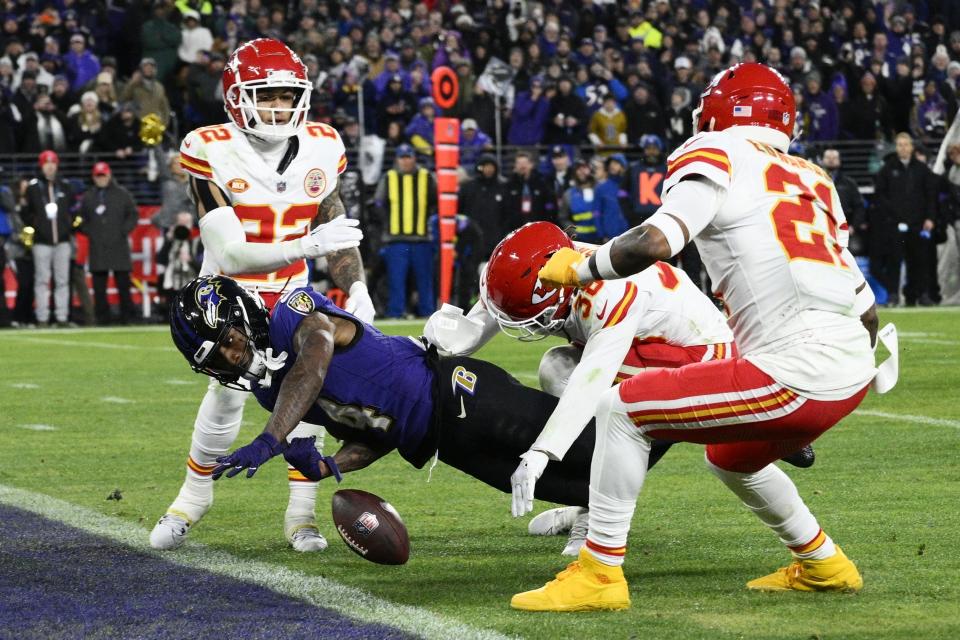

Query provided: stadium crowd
[2,0,960,325]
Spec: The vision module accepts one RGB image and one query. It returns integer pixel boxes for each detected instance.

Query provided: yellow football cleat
[747,546,863,592]
[537,247,585,289]
[510,548,631,612]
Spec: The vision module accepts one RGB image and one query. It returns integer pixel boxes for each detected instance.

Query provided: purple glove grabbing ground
[283,436,342,482]
[212,432,285,480]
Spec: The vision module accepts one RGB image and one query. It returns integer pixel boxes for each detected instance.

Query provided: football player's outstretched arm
[192,176,361,275]
[316,183,375,322]
[262,312,350,444]
[539,176,724,288]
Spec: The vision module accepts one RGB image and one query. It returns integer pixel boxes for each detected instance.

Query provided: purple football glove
[283,436,342,482]
[212,432,285,480]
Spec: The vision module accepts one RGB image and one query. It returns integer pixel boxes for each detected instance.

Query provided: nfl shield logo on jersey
[354,512,380,537]
[276,180,287,193]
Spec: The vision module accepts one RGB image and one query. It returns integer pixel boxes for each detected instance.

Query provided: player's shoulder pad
[581,279,642,331]
[664,130,734,193]
[302,121,348,175]
[278,287,332,316]
[179,128,213,180]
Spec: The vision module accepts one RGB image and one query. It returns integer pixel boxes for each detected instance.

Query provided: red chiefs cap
[38,150,59,166]
[92,161,112,176]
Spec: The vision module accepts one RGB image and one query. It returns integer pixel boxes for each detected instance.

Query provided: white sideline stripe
[0,325,170,336]
[855,409,960,430]
[4,337,171,351]
[16,424,56,431]
[880,307,960,313]
[101,396,135,404]
[9,383,40,389]
[0,484,516,640]
[902,338,959,345]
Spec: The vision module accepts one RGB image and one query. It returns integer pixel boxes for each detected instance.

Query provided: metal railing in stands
[1,137,941,203]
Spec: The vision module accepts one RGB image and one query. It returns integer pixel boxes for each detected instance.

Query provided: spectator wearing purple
[459,119,492,169]
[803,71,839,141]
[507,76,550,146]
[913,80,948,140]
[404,97,436,154]
[373,52,409,99]
[63,33,99,94]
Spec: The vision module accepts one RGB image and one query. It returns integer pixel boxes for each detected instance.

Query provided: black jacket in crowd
[22,175,76,246]
[504,170,557,231]
[79,180,139,272]
[873,155,938,230]
[459,172,510,257]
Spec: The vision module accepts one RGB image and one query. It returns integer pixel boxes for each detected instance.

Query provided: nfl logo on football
[353,511,380,537]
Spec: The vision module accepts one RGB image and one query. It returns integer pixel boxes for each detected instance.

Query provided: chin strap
[257,348,289,388]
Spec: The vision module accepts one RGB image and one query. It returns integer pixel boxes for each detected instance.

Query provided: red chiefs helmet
[222,39,312,139]
[480,222,575,340]
[692,63,796,138]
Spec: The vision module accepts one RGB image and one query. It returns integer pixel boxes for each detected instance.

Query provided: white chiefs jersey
[661,126,875,399]
[562,261,733,380]
[179,120,347,292]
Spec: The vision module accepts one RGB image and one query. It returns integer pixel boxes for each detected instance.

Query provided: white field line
[9,383,40,389]
[854,409,960,430]
[101,396,135,404]
[16,424,56,431]
[879,306,960,313]
[0,484,516,640]
[0,336,171,351]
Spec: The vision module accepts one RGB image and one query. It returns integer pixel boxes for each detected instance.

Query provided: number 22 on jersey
[764,163,847,268]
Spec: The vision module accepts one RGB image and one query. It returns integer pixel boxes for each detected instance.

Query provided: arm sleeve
[532,287,649,460]
[646,175,726,242]
[198,206,306,275]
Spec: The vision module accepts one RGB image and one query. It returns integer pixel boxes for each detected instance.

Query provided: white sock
[585,387,650,567]
[706,455,836,560]
[284,422,326,532]
[169,380,246,523]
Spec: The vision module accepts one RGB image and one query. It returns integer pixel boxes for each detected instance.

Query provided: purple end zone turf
[0,505,414,639]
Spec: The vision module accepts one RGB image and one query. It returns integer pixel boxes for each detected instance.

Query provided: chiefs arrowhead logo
[531,279,559,305]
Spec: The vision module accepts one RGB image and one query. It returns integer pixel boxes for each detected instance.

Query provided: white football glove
[422,304,485,357]
[511,449,550,517]
[345,281,375,324]
[300,216,362,259]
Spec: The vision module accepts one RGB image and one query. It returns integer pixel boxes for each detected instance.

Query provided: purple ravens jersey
[252,287,439,467]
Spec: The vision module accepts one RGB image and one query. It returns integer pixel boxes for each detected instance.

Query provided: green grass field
[1,308,958,639]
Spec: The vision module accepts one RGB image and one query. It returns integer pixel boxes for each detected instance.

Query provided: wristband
[322,455,343,482]
[642,212,687,257]
[348,281,368,298]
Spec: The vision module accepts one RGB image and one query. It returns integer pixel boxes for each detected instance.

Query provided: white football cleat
[150,513,191,550]
[287,525,329,552]
[561,511,590,557]
[528,506,587,536]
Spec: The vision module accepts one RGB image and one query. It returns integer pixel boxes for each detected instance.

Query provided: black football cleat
[780,445,815,468]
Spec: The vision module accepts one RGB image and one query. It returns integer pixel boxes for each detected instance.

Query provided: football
[331,489,410,565]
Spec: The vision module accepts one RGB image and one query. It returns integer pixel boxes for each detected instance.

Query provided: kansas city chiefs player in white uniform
[425,222,735,548]
[514,63,896,612]
[150,39,374,553]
